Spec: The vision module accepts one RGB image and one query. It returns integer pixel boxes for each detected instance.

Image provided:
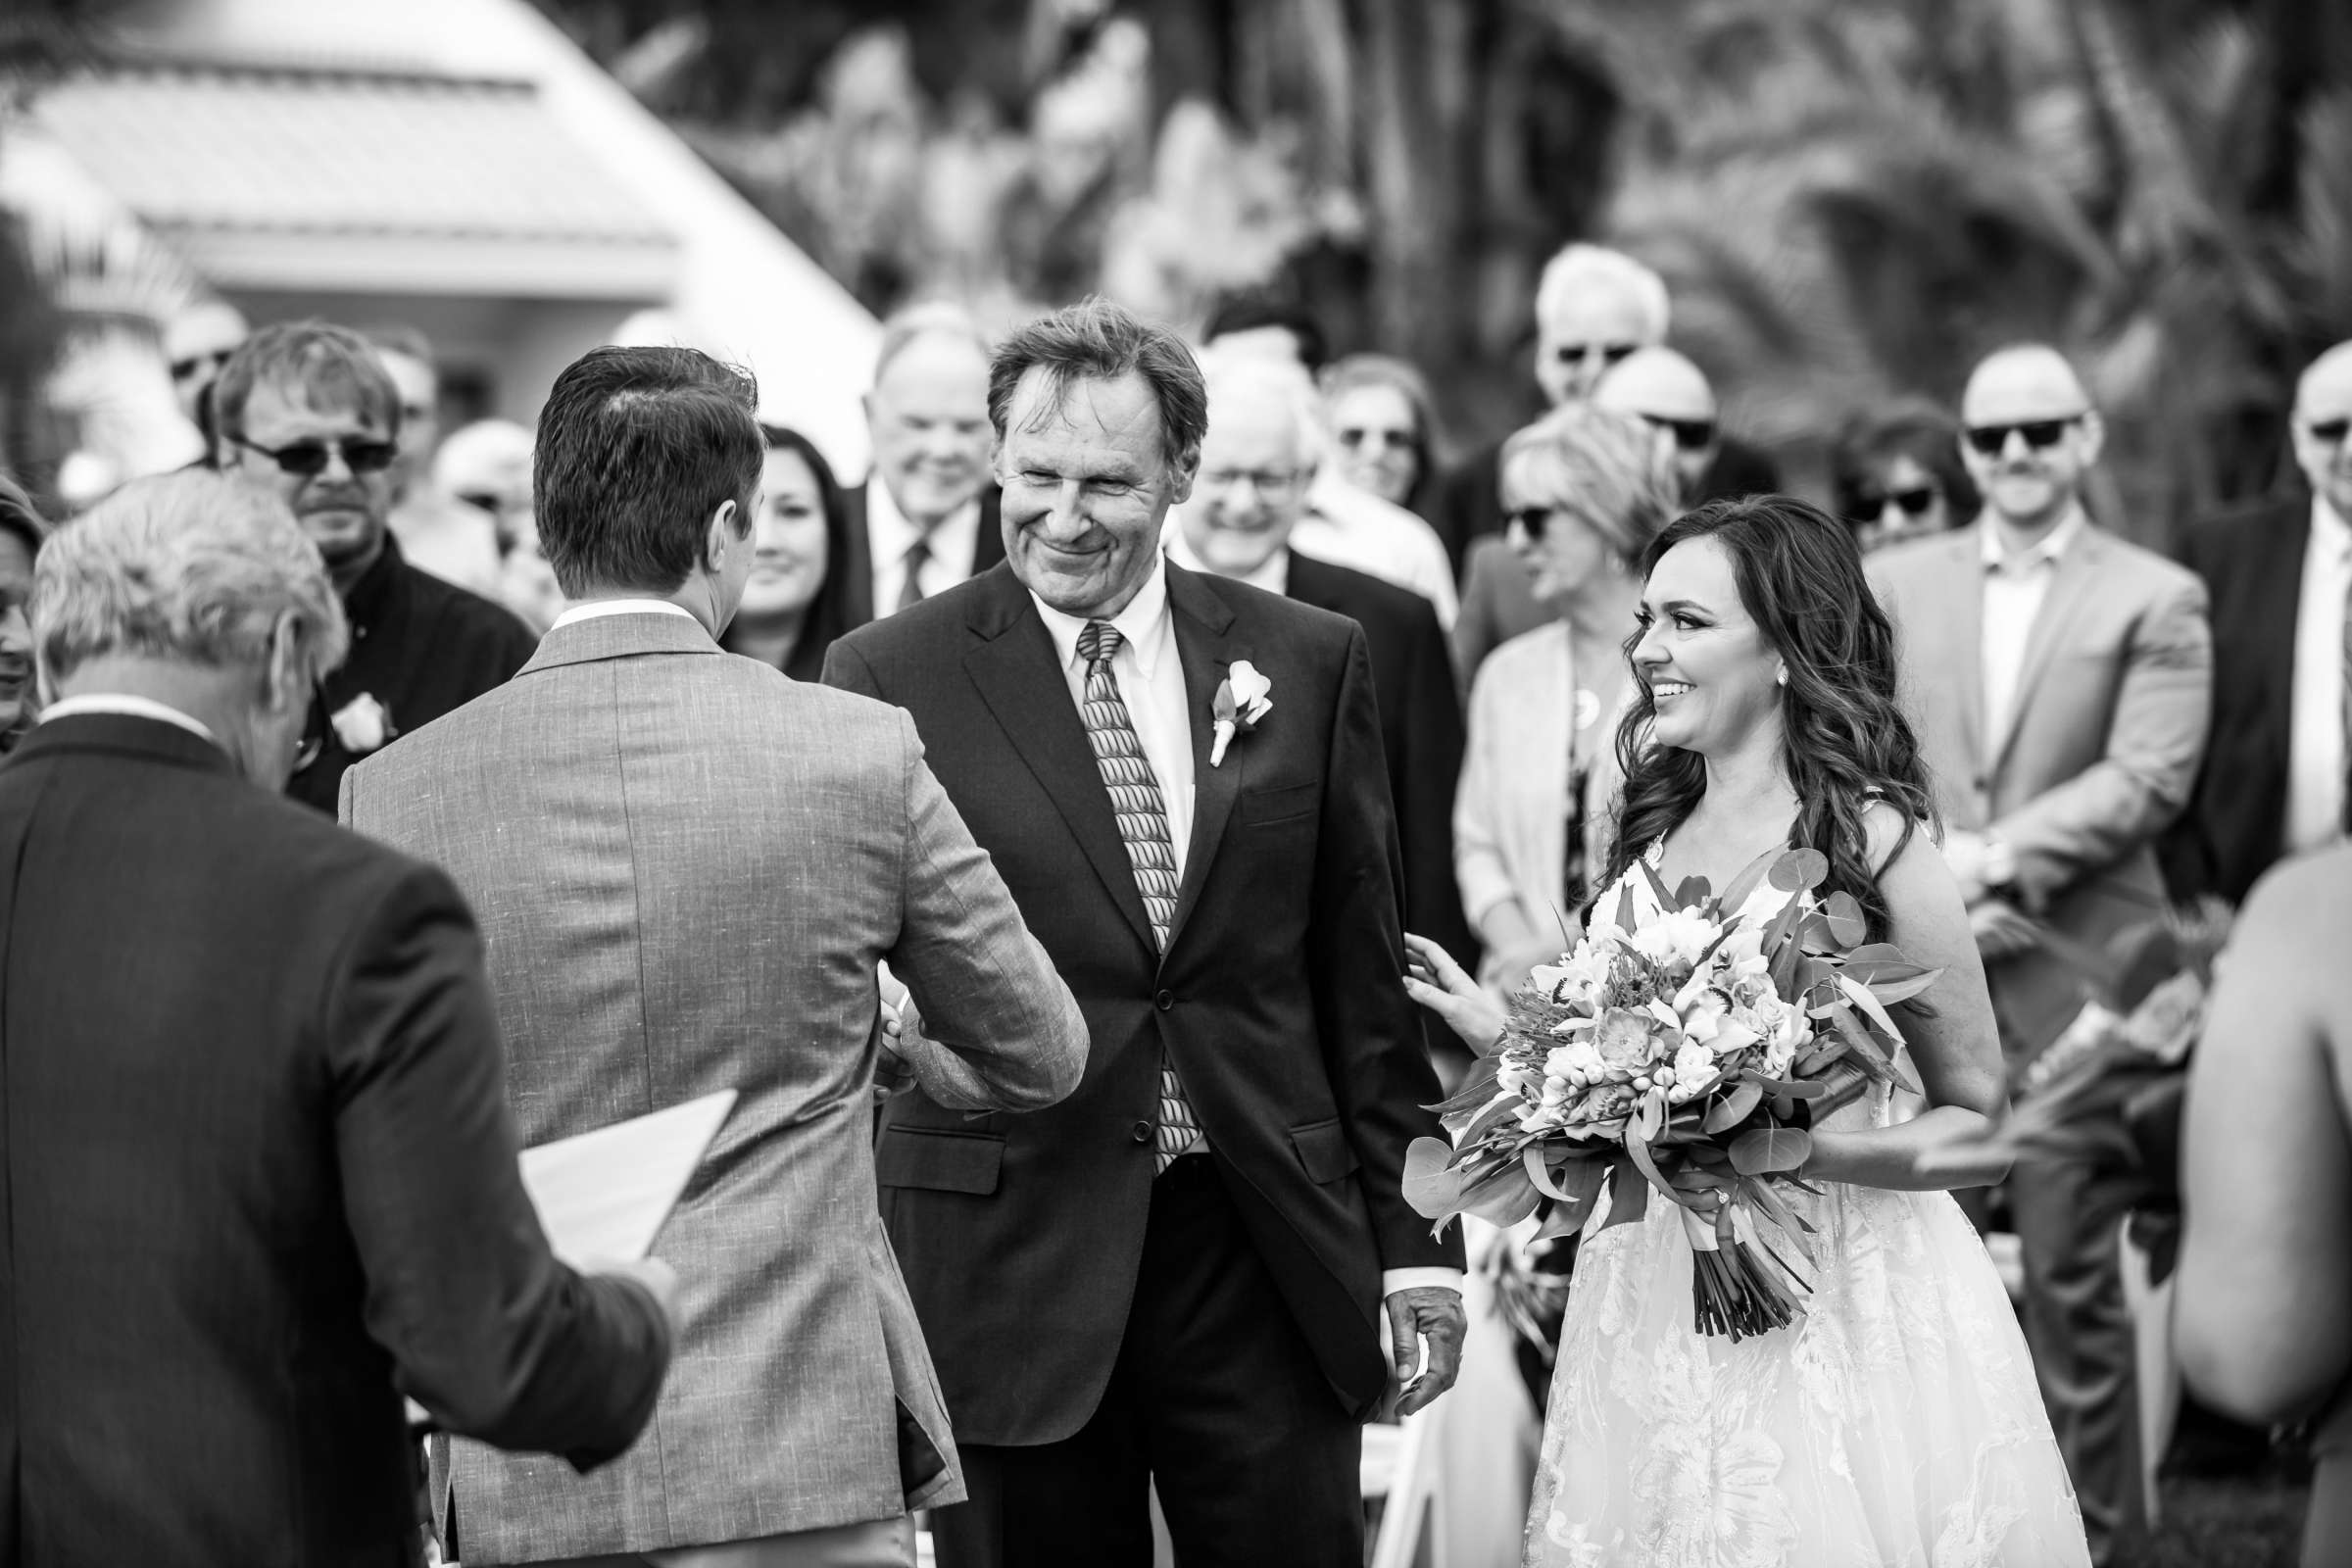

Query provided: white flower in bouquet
[1629,906,1718,968]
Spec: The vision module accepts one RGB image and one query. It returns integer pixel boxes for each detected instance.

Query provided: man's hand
[1970,897,2041,961]
[1942,829,1990,904]
[874,998,914,1102]
[1385,1285,1466,1417]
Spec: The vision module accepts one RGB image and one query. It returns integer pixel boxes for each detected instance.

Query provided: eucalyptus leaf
[1716,847,1781,914]
[1730,1125,1814,1175]
[1865,968,1947,1007]
[1823,891,1868,948]
[1401,1136,1466,1220]
[1596,1167,1650,1233]
[1703,1078,1765,1133]
[1769,848,1830,892]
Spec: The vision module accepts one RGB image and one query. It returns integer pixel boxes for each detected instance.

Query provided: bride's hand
[1402,933,1506,1052]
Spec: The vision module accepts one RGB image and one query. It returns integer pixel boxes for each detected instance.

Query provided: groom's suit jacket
[1869,522,2212,1064]
[824,562,1463,1447]
[343,609,1086,1562]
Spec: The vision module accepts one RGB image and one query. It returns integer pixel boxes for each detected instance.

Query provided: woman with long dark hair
[721,425,857,681]
[1411,496,2088,1564]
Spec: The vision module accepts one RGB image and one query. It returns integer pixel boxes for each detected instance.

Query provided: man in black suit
[825,300,1465,1568]
[1167,348,1475,973]
[837,302,1008,627]
[2170,339,2352,904]
[211,319,538,812]
[0,470,673,1564]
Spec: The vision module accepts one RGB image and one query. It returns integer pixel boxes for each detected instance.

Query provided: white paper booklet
[518,1088,737,1265]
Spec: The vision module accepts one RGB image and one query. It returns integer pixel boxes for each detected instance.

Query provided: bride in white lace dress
[1409,497,2087,1566]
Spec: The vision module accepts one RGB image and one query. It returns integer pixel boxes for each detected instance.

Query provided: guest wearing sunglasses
[1867,342,2212,1568]
[1593,346,1723,502]
[2167,339,2352,907]
[213,320,536,813]
[1830,398,1979,554]
[163,299,249,440]
[1320,354,1446,523]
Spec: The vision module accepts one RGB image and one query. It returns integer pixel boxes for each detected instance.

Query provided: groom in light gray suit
[343,345,1088,1568]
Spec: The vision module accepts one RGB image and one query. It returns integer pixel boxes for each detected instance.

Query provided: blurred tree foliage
[534,0,2352,537]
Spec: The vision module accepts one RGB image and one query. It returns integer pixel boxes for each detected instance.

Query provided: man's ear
[1166,444,1201,508]
[2075,410,2106,467]
[704,498,740,571]
[263,612,309,715]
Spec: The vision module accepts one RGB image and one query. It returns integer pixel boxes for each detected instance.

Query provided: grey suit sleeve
[326,862,671,1470]
[1993,574,2214,904]
[883,709,1089,1110]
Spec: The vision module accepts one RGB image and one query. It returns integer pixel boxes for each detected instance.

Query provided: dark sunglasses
[230,433,398,477]
[1640,414,1717,452]
[1963,416,2079,456]
[2303,416,2351,444]
[1557,342,1639,367]
[1504,506,1567,539]
[1336,425,1415,452]
[1847,484,1939,518]
[169,349,233,382]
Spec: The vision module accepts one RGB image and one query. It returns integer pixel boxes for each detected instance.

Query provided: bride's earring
[1775,667,1788,688]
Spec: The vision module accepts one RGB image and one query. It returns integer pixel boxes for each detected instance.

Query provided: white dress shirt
[549,598,701,631]
[1031,560,1461,1303]
[1294,470,1458,629]
[40,693,219,744]
[2287,497,2352,852]
[1980,508,2085,747]
[868,477,983,615]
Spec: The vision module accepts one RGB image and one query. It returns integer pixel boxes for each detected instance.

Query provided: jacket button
[1131,1120,1153,1143]
[1154,990,1175,1011]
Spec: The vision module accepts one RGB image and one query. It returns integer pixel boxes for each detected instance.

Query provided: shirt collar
[2313,495,2352,562]
[1162,531,1289,597]
[1981,507,2086,574]
[549,599,701,632]
[338,530,406,626]
[1031,557,1174,679]
[40,693,220,745]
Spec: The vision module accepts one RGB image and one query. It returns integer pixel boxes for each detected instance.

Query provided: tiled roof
[33,61,670,246]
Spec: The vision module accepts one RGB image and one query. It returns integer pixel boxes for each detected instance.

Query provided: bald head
[1958,344,2100,531]
[1595,347,1717,495]
[2293,340,2352,519]
[864,309,994,528]
[1595,348,1715,423]
[1179,352,1320,578]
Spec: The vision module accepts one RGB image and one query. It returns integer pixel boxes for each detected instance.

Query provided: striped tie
[1076,619,1200,1172]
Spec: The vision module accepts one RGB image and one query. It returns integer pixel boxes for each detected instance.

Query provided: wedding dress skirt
[1523,1092,2091,1567]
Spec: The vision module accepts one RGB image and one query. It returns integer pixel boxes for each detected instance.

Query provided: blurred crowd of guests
[7,223,2351,1564]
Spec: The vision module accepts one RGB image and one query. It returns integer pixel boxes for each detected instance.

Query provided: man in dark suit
[1,469,673,1564]
[2168,338,2352,905]
[825,300,1466,1568]
[836,302,1008,628]
[1166,349,1474,972]
[211,319,538,812]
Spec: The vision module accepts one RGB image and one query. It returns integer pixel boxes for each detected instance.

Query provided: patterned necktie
[897,535,932,614]
[1075,619,1200,1171]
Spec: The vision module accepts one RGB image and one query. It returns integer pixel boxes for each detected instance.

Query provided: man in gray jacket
[345,345,1087,1568]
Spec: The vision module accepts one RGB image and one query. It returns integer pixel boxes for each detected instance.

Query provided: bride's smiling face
[1632,534,1787,757]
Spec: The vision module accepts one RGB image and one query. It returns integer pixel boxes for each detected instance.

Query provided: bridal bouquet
[1405,848,1941,1339]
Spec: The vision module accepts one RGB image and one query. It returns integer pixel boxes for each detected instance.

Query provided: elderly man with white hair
[1168,351,1474,976]
[0,469,676,1564]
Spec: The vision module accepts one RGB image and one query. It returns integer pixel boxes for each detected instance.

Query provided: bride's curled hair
[1600,495,1937,940]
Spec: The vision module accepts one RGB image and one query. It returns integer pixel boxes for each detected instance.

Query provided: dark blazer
[0,712,667,1566]
[1286,550,1475,964]
[823,563,1463,1446]
[835,482,1006,628]
[2166,494,2311,905]
[286,534,538,813]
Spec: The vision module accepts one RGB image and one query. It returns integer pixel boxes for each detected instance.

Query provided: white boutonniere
[1210,660,1273,767]
[329,693,396,755]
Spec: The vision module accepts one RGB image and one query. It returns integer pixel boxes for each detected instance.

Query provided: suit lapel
[2250,500,2310,716]
[1991,525,2101,774]
[959,575,1157,956]
[1164,566,1241,952]
[972,487,1006,575]
[840,485,877,629]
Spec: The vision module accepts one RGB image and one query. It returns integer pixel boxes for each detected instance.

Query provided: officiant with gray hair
[0,468,676,1564]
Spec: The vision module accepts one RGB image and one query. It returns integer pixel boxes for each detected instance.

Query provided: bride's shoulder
[1862,798,1931,878]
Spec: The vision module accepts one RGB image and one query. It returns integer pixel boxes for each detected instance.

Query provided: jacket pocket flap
[1240,780,1320,825]
[877,1128,1004,1195]
[1290,1116,1360,1184]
